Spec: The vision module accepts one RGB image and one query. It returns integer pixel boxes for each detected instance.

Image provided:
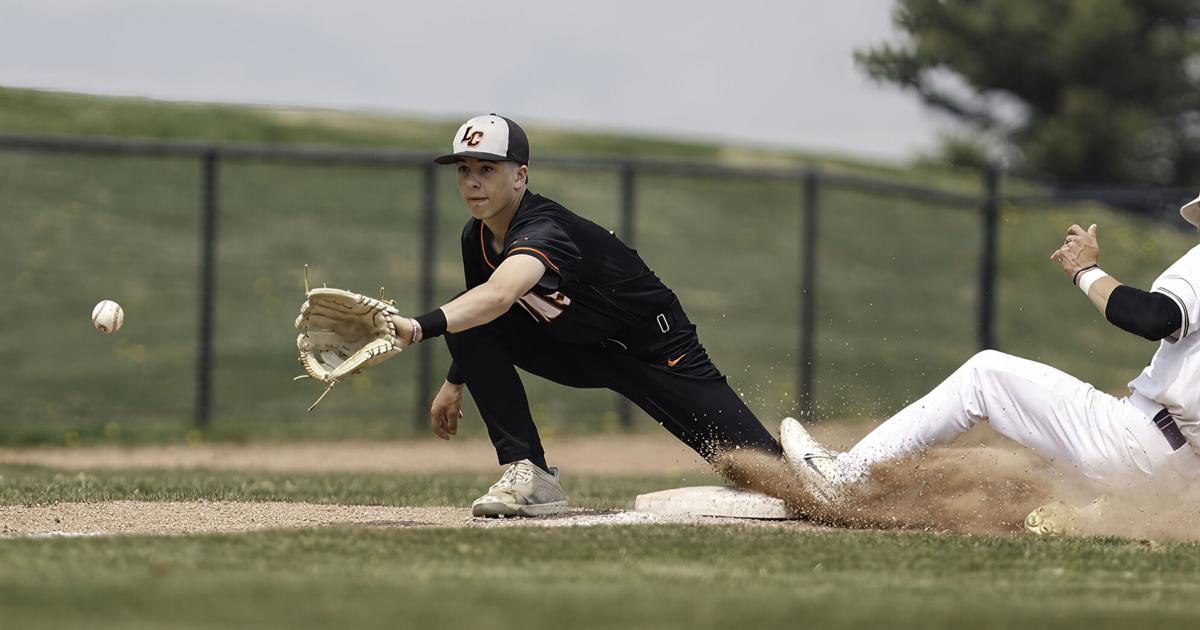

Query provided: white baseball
[92,300,124,334]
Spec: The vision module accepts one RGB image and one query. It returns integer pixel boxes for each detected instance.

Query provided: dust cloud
[717,445,1200,540]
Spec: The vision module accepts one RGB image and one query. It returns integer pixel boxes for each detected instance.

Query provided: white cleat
[471,459,569,518]
[780,417,848,504]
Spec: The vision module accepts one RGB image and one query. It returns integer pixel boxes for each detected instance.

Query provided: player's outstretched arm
[441,255,545,332]
[1050,223,1183,341]
[389,254,546,346]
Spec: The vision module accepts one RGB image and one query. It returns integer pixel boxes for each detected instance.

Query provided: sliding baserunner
[780,197,1200,533]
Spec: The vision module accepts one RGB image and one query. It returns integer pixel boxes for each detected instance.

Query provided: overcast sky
[0,0,945,160]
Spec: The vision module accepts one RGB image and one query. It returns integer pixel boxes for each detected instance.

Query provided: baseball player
[781,196,1200,527]
[387,114,783,517]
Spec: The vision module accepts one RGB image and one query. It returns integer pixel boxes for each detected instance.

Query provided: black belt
[1152,408,1188,452]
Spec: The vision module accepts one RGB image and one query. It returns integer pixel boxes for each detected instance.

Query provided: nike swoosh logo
[666,353,687,367]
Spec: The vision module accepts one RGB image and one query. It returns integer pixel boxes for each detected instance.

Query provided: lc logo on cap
[434,114,530,165]
[461,127,485,147]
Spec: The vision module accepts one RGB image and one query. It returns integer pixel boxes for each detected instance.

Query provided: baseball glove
[294,286,404,411]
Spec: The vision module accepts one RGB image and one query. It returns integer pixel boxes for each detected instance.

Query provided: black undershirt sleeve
[1104,286,1183,341]
[446,362,463,385]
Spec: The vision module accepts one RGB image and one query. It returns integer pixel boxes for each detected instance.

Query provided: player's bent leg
[839,349,1012,475]
[445,310,616,518]
[471,459,569,518]
[607,351,783,463]
[840,350,1174,489]
[444,324,549,467]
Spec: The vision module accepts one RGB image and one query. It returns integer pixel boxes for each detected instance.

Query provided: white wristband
[1077,268,1108,295]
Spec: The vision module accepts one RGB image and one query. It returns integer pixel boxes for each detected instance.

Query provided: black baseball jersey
[459,190,677,345]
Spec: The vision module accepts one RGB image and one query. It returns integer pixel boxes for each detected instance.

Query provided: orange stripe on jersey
[509,247,561,273]
[480,223,496,270]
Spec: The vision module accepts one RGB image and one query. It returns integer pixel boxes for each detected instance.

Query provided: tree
[857,0,1200,186]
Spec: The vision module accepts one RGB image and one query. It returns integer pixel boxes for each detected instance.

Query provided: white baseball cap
[1182,194,1200,227]
[434,114,530,165]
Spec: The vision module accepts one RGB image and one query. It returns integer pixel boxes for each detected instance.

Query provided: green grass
[1,86,1196,443]
[1,465,1200,629]
[2,518,1199,628]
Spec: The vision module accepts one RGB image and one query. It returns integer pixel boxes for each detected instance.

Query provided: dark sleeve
[504,219,582,290]
[1105,286,1184,341]
[449,228,474,386]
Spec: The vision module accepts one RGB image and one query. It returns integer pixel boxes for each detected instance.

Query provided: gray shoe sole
[471,500,569,518]
[1024,507,1054,535]
[1024,503,1075,536]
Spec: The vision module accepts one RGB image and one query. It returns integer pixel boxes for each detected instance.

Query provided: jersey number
[518,291,571,323]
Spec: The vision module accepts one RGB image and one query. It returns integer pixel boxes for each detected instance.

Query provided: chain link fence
[1,134,1194,442]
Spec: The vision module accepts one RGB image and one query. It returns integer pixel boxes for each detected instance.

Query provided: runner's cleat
[1024,497,1108,536]
[780,417,849,504]
[1024,501,1077,536]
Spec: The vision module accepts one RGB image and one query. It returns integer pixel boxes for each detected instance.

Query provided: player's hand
[1049,223,1100,278]
[389,315,415,349]
[430,380,464,440]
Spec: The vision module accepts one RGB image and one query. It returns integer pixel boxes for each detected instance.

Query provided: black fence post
[798,170,819,420]
[979,167,999,350]
[617,164,636,429]
[195,150,219,429]
[416,162,438,431]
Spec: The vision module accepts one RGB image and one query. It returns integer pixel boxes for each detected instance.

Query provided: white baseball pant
[837,350,1200,491]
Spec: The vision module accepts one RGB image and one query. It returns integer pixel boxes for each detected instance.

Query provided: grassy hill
[1,86,1194,445]
[0,87,993,190]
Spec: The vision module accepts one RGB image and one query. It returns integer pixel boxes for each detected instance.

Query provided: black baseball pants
[444,306,783,466]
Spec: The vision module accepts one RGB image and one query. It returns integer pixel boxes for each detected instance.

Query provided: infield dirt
[0,501,829,538]
[3,423,1198,541]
